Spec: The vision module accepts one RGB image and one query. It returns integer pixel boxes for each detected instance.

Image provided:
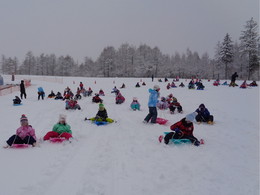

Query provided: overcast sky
[0,0,258,63]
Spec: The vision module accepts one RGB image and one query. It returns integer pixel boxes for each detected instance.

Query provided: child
[98,89,105,96]
[79,82,84,90]
[115,92,125,104]
[65,99,81,110]
[249,81,257,87]
[144,85,160,124]
[87,87,93,96]
[188,80,195,89]
[111,86,119,95]
[179,82,185,87]
[197,82,205,90]
[120,83,126,89]
[48,90,56,98]
[195,104,214,124]
[92,94,103,103]
[163,112,200,146]
[38,87,45,100]
[43,114,72,141]
[74,87,82,100]
[130,97,141,111]
[4,115,36,148]
[87,104,114,123]
[171,82,177,88]
[157,97,169,110]
[169,97,183,114]
[166,83,171,89]
[13,96,22,105]
[142,82,146,86]
[55,92,63,100]
[240,80,248,88]
[135,82,140,88]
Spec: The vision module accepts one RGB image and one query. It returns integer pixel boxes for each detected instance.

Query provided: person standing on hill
[230,72,238,86]
[143,85,160,124]
[20,80,26,99]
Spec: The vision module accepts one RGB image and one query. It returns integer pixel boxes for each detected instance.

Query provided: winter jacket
[195,107,210,119]
[20,81,25,93]
[96,109,108,121]
[16,125,36,140]
[52,123,72,135]
[170,118,194,136]
[148,89,159,107]
[116,93,125,102]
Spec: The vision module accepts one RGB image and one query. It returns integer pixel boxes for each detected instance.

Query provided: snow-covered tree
[239,17,259,80]
[220,33,234,79]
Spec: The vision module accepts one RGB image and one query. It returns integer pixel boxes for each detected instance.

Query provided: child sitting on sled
[4,115,37,148]
[43,114,73,141]
[163,112,200,146]
[195,104,214,124]
[86,103,114,123]
[13,96,22,105]
[130,97,141,111]
[168,97,183,114]
[92,94,103,103]
[65,99,81,110]
[157,97,169,110]
[115,92,125,104]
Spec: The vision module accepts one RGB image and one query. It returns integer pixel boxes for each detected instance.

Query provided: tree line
[1,18,259,80]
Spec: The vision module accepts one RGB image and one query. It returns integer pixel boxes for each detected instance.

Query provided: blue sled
[164,132,191,144]
[93,121,109,126]
[13,103,23,106]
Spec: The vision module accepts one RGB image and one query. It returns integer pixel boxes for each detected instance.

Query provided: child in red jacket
[164,112,200,146]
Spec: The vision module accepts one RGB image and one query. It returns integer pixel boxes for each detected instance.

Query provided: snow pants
[144,107,157,123]
[6,135,36,146]
[43,131,72,141]
[196,115,214,122]
[164,132,199,145]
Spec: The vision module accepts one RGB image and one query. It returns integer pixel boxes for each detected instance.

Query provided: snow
[0,75,259,195]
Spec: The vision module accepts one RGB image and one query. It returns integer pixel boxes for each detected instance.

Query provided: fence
[0,79,31,96]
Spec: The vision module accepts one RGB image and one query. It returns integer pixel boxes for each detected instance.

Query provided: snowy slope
[0,75,259,195]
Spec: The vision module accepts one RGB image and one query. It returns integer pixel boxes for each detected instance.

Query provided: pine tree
[239,17,259,80]
[220,33,234,79]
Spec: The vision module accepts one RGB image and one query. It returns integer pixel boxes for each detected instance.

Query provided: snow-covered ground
[0,75,259,195]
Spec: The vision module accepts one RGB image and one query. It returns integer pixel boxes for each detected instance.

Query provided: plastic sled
[13,103,23,106]
[156,117,168,125]
[163,132,191,144]
[93,121,109,126]
[11,144,30,148]
[49,137,66,143]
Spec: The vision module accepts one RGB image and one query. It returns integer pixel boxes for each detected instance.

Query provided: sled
[10,144,30,148]
[13,103,22,106]
[161,132,205,145]
[156,117,168,125]
[93,121,109,126]
[49,137,66,143]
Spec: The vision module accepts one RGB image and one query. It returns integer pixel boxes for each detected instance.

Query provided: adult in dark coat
[20,80,27,99]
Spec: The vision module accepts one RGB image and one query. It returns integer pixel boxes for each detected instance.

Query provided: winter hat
[59,114,66,122]
[99,103,105,110]
[199,104,205,108]
[153,85,160,90]
[185,112,197,122]
[20,114,28,122]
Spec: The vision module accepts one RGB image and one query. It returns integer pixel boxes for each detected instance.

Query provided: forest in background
[1,18,259,80]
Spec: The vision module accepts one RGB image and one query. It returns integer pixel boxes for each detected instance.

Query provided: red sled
[11,144,30,149]
[49,137,66,143]
[156,118,168,125]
